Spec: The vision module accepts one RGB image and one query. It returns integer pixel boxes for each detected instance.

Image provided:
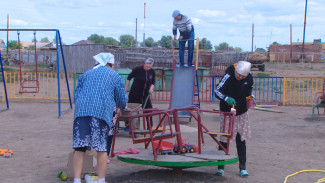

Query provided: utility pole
[135,18,138,47]
[251,23,254,52]
[143,3,146,48]
[290,24,292,64]
[7,14,9,55]
[302,0,308,60]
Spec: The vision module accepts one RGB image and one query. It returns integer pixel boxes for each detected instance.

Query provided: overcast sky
[0,0,324,51]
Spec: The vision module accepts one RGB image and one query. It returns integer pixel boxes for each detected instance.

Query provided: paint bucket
[246,97,255,109]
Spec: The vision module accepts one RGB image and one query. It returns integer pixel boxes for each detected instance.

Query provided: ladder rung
[206,131,231,136]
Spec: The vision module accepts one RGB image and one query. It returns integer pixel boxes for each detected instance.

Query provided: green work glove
[226,97,236,106]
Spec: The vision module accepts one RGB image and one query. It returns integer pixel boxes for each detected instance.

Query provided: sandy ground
[0,100,325,183]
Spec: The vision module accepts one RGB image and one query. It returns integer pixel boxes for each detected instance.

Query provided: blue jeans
[179,31,195,65]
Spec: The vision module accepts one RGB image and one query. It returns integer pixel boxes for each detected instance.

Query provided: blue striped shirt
[74,66,128,128]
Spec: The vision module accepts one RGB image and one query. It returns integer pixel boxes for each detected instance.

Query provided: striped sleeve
[214,73,230,101]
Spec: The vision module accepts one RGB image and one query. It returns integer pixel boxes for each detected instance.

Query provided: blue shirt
[74,66,128,128]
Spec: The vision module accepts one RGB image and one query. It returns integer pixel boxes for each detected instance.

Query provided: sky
[0,0,324,51]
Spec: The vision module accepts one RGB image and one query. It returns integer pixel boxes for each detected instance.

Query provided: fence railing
[212,76,283,105]
[282,77,325,105]
[1,71,324,105]
[1,71,73,100]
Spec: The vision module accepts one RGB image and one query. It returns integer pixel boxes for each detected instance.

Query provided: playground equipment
[110,37,238,171]
[312,79,325,116]
[110,105,238,169]
[0,53,9,112]
[168,38,200,121]
[17,31,39,93]
[0,29,72,117]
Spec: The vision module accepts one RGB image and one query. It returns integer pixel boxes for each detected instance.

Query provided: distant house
[20,42,55,49]
[0,39,6,50]
[72,40,94,45]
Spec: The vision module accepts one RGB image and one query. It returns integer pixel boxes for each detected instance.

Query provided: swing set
[0,29,72,117]
[17,31,39,93]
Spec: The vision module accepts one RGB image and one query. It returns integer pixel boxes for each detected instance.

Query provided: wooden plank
[206,132,231,136]
[116,149,237,162]
[252,107,284,113]
[134,127,170,134]
[184,151,237,161]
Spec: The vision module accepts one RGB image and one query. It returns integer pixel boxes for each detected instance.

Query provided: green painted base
[117,155,239,169]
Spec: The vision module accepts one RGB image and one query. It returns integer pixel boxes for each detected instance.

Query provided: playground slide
[169,66,195,117]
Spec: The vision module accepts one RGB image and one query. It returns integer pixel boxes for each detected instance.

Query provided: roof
[72,40,94,45]
[20,42,54,49]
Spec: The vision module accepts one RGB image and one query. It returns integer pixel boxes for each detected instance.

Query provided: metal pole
[6,14,9,55]
[290,24,292,64]
[302,0,308,59]
[135,18,138,47]
[251,23,254,52]
[143,3,146,47]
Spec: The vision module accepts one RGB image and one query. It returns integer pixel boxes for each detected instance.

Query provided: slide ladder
[193,70,200,108]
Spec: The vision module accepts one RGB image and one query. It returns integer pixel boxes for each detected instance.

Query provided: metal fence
[282,77,325,105]
[1,71,324,106]
[212,76,283,105]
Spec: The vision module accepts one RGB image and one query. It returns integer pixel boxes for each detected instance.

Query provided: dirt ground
[0,101,324,183]
[0,63,325,183]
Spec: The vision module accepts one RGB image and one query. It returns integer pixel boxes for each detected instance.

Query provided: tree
[272,41,280,45]
[214,42,230,51]
[31,38,38,42]
[104,37,120,46]
[40,37,50,43]
[199,38,212,50]
[143,37,157,47]
[8,40,22,49]
[234,47,242,52]
[27,45,35,50]
[52,37,65,45]
[87,34,106,44]
[119,34,135,48]
[158,35,172,48]
[256,48,266,52]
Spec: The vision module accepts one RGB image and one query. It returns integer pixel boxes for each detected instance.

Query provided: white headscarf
[93,53,114,69]
[235,61,251,76]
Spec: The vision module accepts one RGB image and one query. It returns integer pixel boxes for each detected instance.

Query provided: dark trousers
[107,135,113,156]
[218,133,246,170]
[179,31,195,65]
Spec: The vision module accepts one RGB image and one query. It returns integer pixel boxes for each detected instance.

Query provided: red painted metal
[111,106,235,159]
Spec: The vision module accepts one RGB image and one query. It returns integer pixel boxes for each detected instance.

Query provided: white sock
[98,178,106,183]
[73,178,81,183]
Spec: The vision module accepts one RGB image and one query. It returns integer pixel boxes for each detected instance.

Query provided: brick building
[269,39,323,63]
